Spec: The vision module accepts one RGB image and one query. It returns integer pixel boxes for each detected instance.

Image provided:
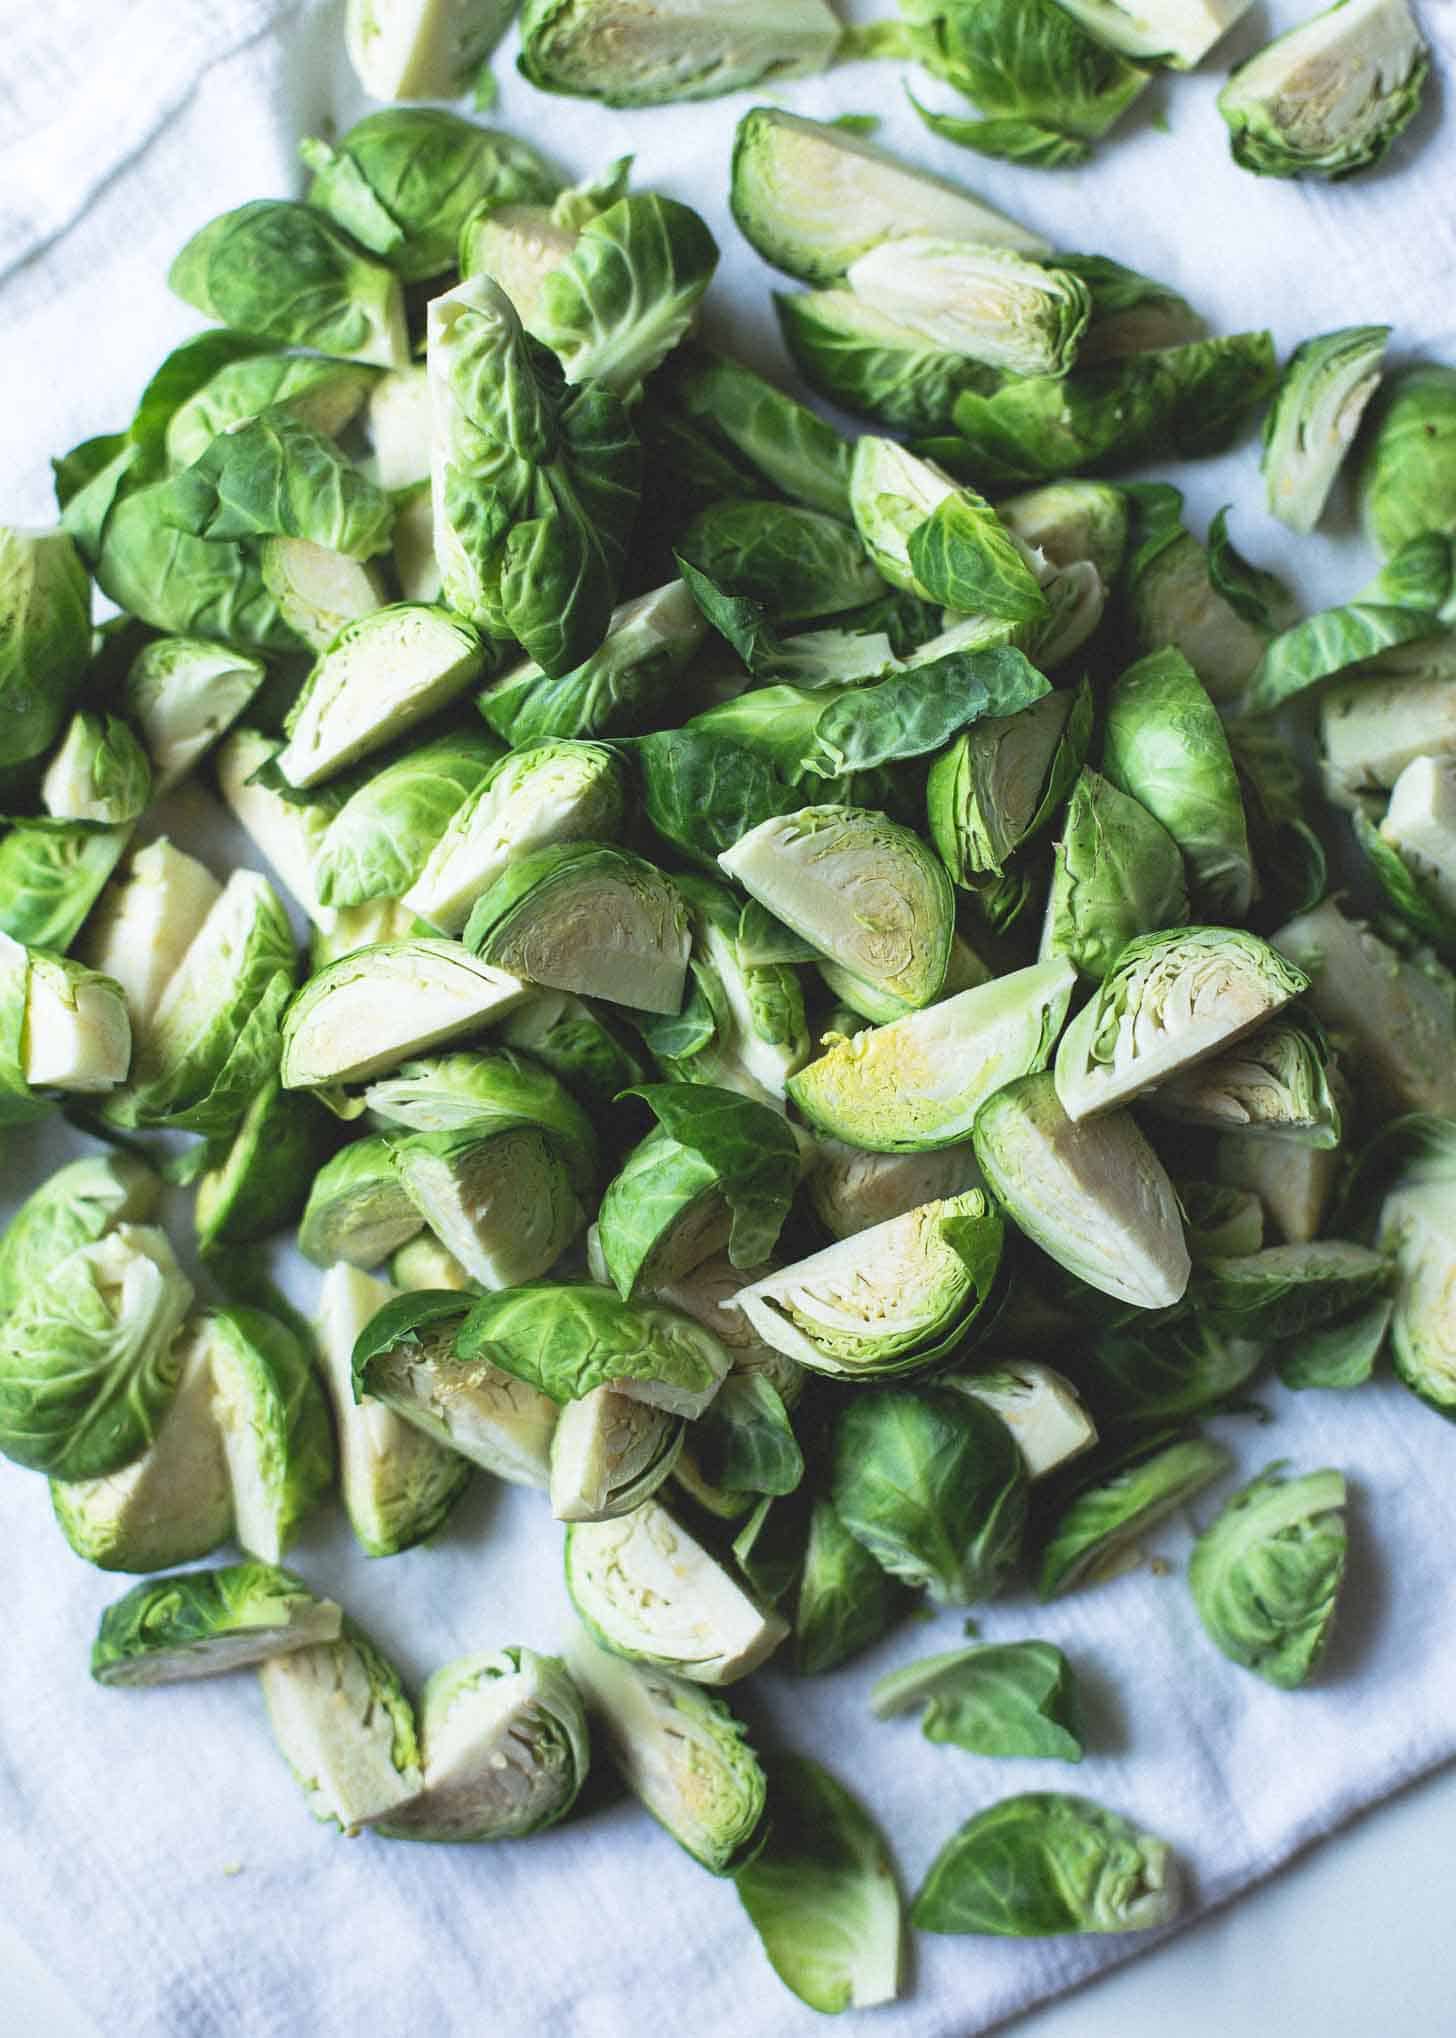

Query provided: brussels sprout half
[1189,1463,1348,1686]
[519,0,842,106]
[92,1563,342,1688]
[345,0,519,101]
[549,1385,684,1521]
[1218,0,1428,180]
[205,1307,336,1562]
[280,939,529,1091]
[260,1618,422,1832]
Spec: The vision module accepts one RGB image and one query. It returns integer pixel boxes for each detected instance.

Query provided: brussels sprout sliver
[1038,1436,1233,1599]
[1,942,132,1119]
[281,939,529,1090]
[92,1564,342,1688]
[566,1501,787,1684]
[549,1385,683,1521]
[345,0,519,100]
[392,1124,584,1290]
[41,712,151,827]
[1263,327,1389,534]
[0,526,91,771]
[568,1634,765,1873]
[720,807,953,1013]
[912,1793,1181,1937]
[455,1283,731,1418]
[789,960,1074,1154]
[870,1641,1084,1762]
[1053,0,1251,67]
[1218,0,1428,180]
[1055,927,1307,1122]
[464,842,689,1017]
[1359,365,1456,559]
[123,638,264,795]
[520,0,842,107]
[1148,1018,1341,1146]
[974,1074,1190,1310]
[928,684,1092,887]
[261,1620,422,1832]
[730,107,1048,286]
[945,1364,1098,1482]
[206,1308,335,1563]
[1189,1464,1348,1687]
[379,1647,589,1845]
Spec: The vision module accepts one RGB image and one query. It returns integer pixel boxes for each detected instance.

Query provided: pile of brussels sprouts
[3,9,1456,2013]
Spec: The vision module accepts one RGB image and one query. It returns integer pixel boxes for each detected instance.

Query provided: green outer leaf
[1188,1462,1348,1687]
[596,1125,726,1302]
[1038,1435,1233,1600]
[1279,1298,1392,1391]
[870,1640,1083,1760]
[350,1288,474,1403]
[793,1497,904,1675]
[161,410,394,559]
[634,729,801,872]
[1360,363,1456,558]
[95,482,301,655]
[622,1084,800,1271]
[195,1078,334,1252]
[678,499,882,626]
[907,99,1090,168]
[805,646,1050,777]
[1194,1242,1392,1338]
[907,493,1049,622]
[1042,769,1189,981]
[535,194,719,398]
[1245,592,1446,717]
[0,824,130,953]
[207,1305,336,1559]
[1205,506,1292,630]
[454,1282,730,1408]
[903,0,1149,143]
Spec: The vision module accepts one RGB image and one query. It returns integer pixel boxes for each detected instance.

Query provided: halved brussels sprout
[568,1633,765,1873]
[0,1152,158,1314]
[945,1363,1098,1480]
[1041,770,1189,983]
[92,1563,342,1687]
[974,1072,1190,1309]
[195,1078,335,1254]
[565,1499,788,1684]
[730,107,1048,285]
[1218,0,1428,179]
[455,1281,732,1418]
[260,1618,422,1831]
[549,1384,684,1521]
[807,1137,985,1241]
[846,239,1090,381]
[0,525,91,771]
[1189,1463,1348,1685]
[345,0,518,100]
[1379,1145,1456,1417]
[1147,1017,1341,1145]
[790,959,1074,1153]
[311,730,502,912]
[870,1639,1084,1762]
[378,1647,589,1844]
[1359,364,1456,558]
[1,940,132,1121]
[520,0,842,106]
[0,821,130,956]
[40,711,150,827]
[393,1124,584,1289]
[1038,1434,1233,1598]
[1218,1130,1340,1247]
[124,637,264,794]
[928,683,1092,886]
[1263,326,1389,533]
[206,1307,336,1562]
[261,537,386,651]
[281,939,529,1091]
[299,1137,422,1268]
[1052,0,1252,67]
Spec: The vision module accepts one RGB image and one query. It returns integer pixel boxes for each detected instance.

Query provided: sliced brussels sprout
[849,439,1046,620]
[944,1363,1098,1481]
[549,1384,684,1520]
[393,1124,584,1289]
[460,202,581,320]
[870,1640,1084,1762]
[846,239,1090,381]
[51,1328,232,1573]
[1041,769,1190,983]
[92,1563,342,1688]
[314,1263,472,1555]
[498,987,648,1118]
[364,366,432,491]
[259,538,387,653]
[455,1282,732,1418]
[1189,1463,1348,1686]
[0,1152,158,1314]
[1179,1181,1266,1261]
[565,1499,788,1684]
[730,107,1048,285]
[276,605,485,790]
[807,1137,985,1241]
[519,0,842,106]
[40,711,150,827]
[1274,899,1456,1118]
[912,1792,1181,1936]
[1053,0,1252,67]
[1263,325,1389,534]
[818,928,991,1028]
[568,1633,765,1872]
[1124,496,1278,706]
[1054,927,1307,1122]
[999,481,1128,582]
[791,1494,904,1675]
[195,1078,335,1254]
[162,351,381,470]
[832,1387,1026,1604]
[974,1072,1190,1309]
[298,1136,422,1268]
[480,582,706,749]
[1148,1017,1341,1145]
[0,940,131,1118]
[0,525,91,771]
[205,1306,335,1563]
[1217,1130,1340,1247]
[928,683,1092,886]
[650,1252,806,1409]
[1359,364,1456,559]
[345,0,518,100]
[1379,1148,1456,1417]
[735,1190,1002,1379]
[312,730,502,913]
[1320,643,1456,811]
[260,1618,422,1831]
[364,1048,596,1184]
[215,728,338,934]
[391,1234,477,1293]
[1218,0,1428,179]
[1372,753,1456,929]
[1038,1435,1233,1599]
[378,1647,589,1844]
[774,286,995,437]
[1195,1241,1391,1339]
[464,842,689,1016]
[790,959,1074,1153]
[0,821,130,956]
[280,938,528,1091]
[123,637,264,794]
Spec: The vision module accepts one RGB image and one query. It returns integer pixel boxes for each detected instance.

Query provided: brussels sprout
[928,684,1092,886]
[1189,1462,1348,1685]
[1274,899,1456,1118]
[1244,539,1451,717]
[1052,0,1251,66]
[1039,1434,1232,1599]
[260,538,387,652]
[428,275,639,677]
[1123,489,1280,705]
[0,822,131,955]
[790,960,1073,1153]
[913,1792,1181,1936]
[999,482,1128,582]
[832,1387,1026,1604]
[680,502,882,629]
[818,926,991,1028]
[1379,1142,1456,1417]
[312,729,502,911]
[549,1384,684,1520]
[364,1048,597,1182]
[945,1363,1098,1480]
[498,987,648,1118]
[650,1252,806,1409]
[364,368,432,494]
[789,1494,904,1675]
[0,1152,158,1315]
[1320,642,1456,811]
[205,1306,335,1562]
[479,582,707,748]
[165,354,380,472]
[1219,0,1427,179]
[394,1124,585,1289]
[730,107,1048,285]
[655,345,853,518]
[390,489,441,607]
[1196,1241,1391,1339]
[849,439,1046,621]
[303,110,556,283]
[72,843,217,1037]
[40,711,151,827]
[0,939,132,1122]
[298,1137,421,1269]
[352,1289,559,1483]
[774,287,995,436]
[379,1647,589,1844]
[314,1263,473,1554]
[346,0,518,99]
[652,877,810,1101]
[568,1634,765,1872]
[464,841,690,1016]
[974,1072,1190,1309]
[519,0,841,106]
[807,1137,985,1241]
[460,201,583,323]
[195,1078,335,1254]
[123,637,265,794]
[1367,753,1456,938]
[215,728,339,933]
[0,526,91,771]
[276,605,486,790]
[169,201,408,367]
[846,239,1090,381]
[91,1563,342,1688]
[1360,364,1456,559]
[1263,325,1389,534]
[1147,1016,1342,1148]
[261,1618,422,1831]
[1040,770,1186,984]
[565,1499,788,1683]
[720,806,953,1014]
[871,1640,1084,1761]
[280,938,529,1091]
[50,1329,231,1573]
[1280,1297,1392,1392]
[1218,1129,1341,1248]
[390,1236,475,1293]
[455,1282,732,1417]
[93,481,300,654]
[1179,1182,1266,1261]
[1074,1316,1263,1431]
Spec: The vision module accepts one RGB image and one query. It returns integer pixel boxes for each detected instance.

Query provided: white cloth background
[2,4,1456,2035]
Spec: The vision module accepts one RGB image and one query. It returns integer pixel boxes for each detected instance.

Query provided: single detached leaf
[623,1084,801,1270]
[870,1640,1083,1760]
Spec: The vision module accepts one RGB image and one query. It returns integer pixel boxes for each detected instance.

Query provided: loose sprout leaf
[900,0,1150,149]
[1188,1463,1348,1686]
[870,1640,1084,1761]
[1037,1435,1233,1600]
[1359,363,1456,559]
[620,1085,800,1272]
[793,1497,905,1675]
[805,646,1051,777]
[456,1282,732,1415]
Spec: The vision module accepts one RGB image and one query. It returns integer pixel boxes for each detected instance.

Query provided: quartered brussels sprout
[1041,769,1190,983]
[973,1073,1190,1310]
[204,1307,336,1562]
[913,1792,1182,1937]
[1379,1135,1456,1417]
[1054,926,1307,1122]
[928,682,1092,886]
[345,0,518,100]
[299,1136,423,1268]
[216,728,342,935]
[1179,1182,1266,1262]
[461,201,582,320]
[649,1252,805,1410]
[480,582,707,749]
[51,1329,231,1573]
[0,526,92,772]
[195,1079,337,1254]
[831,1387,1026,1606]
[566,1499,789,1684]
[1367,754,1456,937]
[945,1363,1098,1481]
[280,938,528,1091]
[845,239,1090,382]
[91,1563,342,1688]
[818,927,990,1029]
[312,729,502,911]
[1038,1435,1233,1599]
[1218,0,1428,179]
[1280,1296,1392,1392]
[1052,0,1251,67]
[1218,1129,1340,1248]
[0,1152,158,1314]
[455,1281,732,1418]
[735,1756,903,2012]
[1263,326,1389,534]
[871,1640,1084,1762]
[736,1190,1002,1379]
[568,1634,765,1872]
[393,1123,585,1289]
[649,877,809,1102]
[0,821,130,956]
[1123,488,1282,705]
[124,637,264,794]
[549,1385,683,1520]
[40,710,150,827]
[774,286,996,437]
[1147,1017,1341,1145]
[730,106,1048,286]
[1189,1463,1348,1686]
[314,1265,473,1555]
[1359,365,1456,558]
[0,938,132,1123]
[379,1647,589,1844]
[789,959,1074,1153]
[519,0,841,105]
[807,1138,985,1242]
[261,1618,422,1831]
